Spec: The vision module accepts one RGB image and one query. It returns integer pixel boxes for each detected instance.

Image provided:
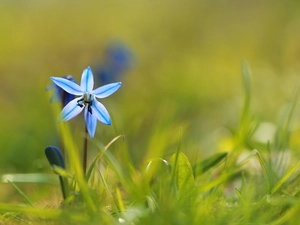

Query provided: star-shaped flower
[50,66,122,138]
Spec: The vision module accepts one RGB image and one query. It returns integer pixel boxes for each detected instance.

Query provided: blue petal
[92,99,111,125]
[51,76,83,95]
[58,97,84,122]
[84,107,97,138]
[81,66,94,92]
[93,82,122,98]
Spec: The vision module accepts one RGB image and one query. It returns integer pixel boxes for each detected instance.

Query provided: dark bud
[45,146,65,169]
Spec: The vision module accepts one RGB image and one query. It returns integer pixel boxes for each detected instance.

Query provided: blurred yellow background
[1,0,300,176]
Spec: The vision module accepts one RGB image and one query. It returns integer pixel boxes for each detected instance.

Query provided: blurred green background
[1,0,300,200]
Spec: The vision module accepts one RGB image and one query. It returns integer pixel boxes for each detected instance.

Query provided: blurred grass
[1,0,300,204]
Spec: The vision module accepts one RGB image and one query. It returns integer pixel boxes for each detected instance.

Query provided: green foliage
[193,152,228,176]
[2,1,300,224]
[3,62,300,224]
[170,151,194,198]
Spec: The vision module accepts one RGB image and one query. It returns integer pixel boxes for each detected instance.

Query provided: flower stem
[60,90,66,157]
[83,125,88,175]
[59,176,68,200]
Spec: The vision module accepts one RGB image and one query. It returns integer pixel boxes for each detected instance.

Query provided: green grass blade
[271,160,300,195]
[99,169,120,218]
[274,85,300,151]
[103,150,127,187]
[7,180,34,207]
[241,171,246,196]
[115,187,125,214]
[235,188,245,204]
[144,158,171,182]
[86,135,123,182]
[193,152,227,177]
[170,129,183,196]
[254,149,271,194]
[241,60,252,122]
[0,173,58,184]
[197,168,240,193]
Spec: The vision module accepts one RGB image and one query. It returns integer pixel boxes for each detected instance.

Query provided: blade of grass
[0,173,57,184]
[170,128,183,196]
[270,202,297,225]
[197,168,240,193]
[99,168,120,218]
[115,187,125,213]
[144,158,171,182]
[7,180,34,207]
[193,152,228,177]
[86,135,123,182]
[271,160,300,194]
[253,149,271,194]
[240,60,252,125]
[103,150,134,195]
[237,60,253,147]
[275,85,299,151]
[241,171,246,196]
[235,188,245,204]
[120,136,138,178]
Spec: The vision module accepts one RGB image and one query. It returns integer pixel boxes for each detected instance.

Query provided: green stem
[60,91,66,157]
[59,176,68,200]
[83,126,88,175]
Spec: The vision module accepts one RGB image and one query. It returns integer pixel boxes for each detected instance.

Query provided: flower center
[77,93,93,114]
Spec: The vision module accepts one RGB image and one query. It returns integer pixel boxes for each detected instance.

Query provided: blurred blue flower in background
[51,67,122,138]
[47,75,77,107]
[94,41,133,85]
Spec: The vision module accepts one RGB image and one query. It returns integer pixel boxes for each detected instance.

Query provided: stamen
[84,93,93,114]
[88,105,92,114]
[77,94,93,112]
[77,98,84,108]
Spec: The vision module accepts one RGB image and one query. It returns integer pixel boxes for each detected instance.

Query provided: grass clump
[1,62,300,225]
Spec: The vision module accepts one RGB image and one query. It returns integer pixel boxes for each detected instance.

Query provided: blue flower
[50,67,122,138]
[47,75,77,107]
[95,42,133,85]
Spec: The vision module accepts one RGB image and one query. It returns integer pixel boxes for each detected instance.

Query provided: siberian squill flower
[50,66,122,138]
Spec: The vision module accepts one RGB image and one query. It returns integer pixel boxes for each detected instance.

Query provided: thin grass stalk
[83,126,88,175]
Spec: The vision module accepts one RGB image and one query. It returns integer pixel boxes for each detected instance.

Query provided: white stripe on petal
[81,67,94,92]
[93,82,122,98]
[84,107,97,138]
[92,100,111,125]
[50,77,82,95]
[58,97,84,122]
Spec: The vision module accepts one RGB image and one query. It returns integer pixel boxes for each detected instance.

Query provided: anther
[88,105,92,114]
[77,98,84,108]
